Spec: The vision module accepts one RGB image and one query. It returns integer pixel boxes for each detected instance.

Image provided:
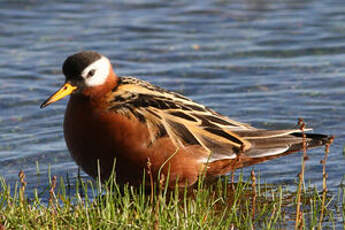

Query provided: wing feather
[106,77,328,163]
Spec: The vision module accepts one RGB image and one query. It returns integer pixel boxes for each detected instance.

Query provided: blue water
[1,0,345,226]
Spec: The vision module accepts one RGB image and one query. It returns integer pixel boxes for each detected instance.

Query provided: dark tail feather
[290,133,331,150]
[207,132,333,176]
[241,132,333,169]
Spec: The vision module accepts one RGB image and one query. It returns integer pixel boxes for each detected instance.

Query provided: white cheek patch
[82,56,110,87]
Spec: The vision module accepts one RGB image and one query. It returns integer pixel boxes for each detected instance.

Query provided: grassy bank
[0,165,344,229]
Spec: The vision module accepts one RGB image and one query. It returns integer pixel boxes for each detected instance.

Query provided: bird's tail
[206,130,333,176]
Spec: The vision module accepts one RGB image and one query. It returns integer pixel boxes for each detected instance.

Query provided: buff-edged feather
[107,77,329,163]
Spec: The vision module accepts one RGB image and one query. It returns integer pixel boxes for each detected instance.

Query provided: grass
[0,165,344,229]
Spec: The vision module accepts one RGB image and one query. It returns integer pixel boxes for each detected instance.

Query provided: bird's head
[40,51,117,108]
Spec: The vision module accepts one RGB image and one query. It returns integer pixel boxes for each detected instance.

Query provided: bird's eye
[87,69,96,78]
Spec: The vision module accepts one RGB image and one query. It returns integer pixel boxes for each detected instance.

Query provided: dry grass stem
[146,157,154,204]
[295,118,307,230]
[18,170,26,205]
[318,137,334,229]
[49,176,57,210]
[251,169,257,221]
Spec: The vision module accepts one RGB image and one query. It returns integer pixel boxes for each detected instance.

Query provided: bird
[40,51,331,188]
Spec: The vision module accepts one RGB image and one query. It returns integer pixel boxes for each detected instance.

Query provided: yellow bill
[40,83,77,108]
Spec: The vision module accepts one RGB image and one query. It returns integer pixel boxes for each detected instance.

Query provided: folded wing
[108,77,329,165]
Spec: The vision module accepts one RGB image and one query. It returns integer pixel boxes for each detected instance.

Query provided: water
[1,0,345,223]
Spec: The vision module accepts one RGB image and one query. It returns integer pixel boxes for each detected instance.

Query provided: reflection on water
[0,0,345,215]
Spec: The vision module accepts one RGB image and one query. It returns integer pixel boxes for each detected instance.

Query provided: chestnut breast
[63,95,151,181]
